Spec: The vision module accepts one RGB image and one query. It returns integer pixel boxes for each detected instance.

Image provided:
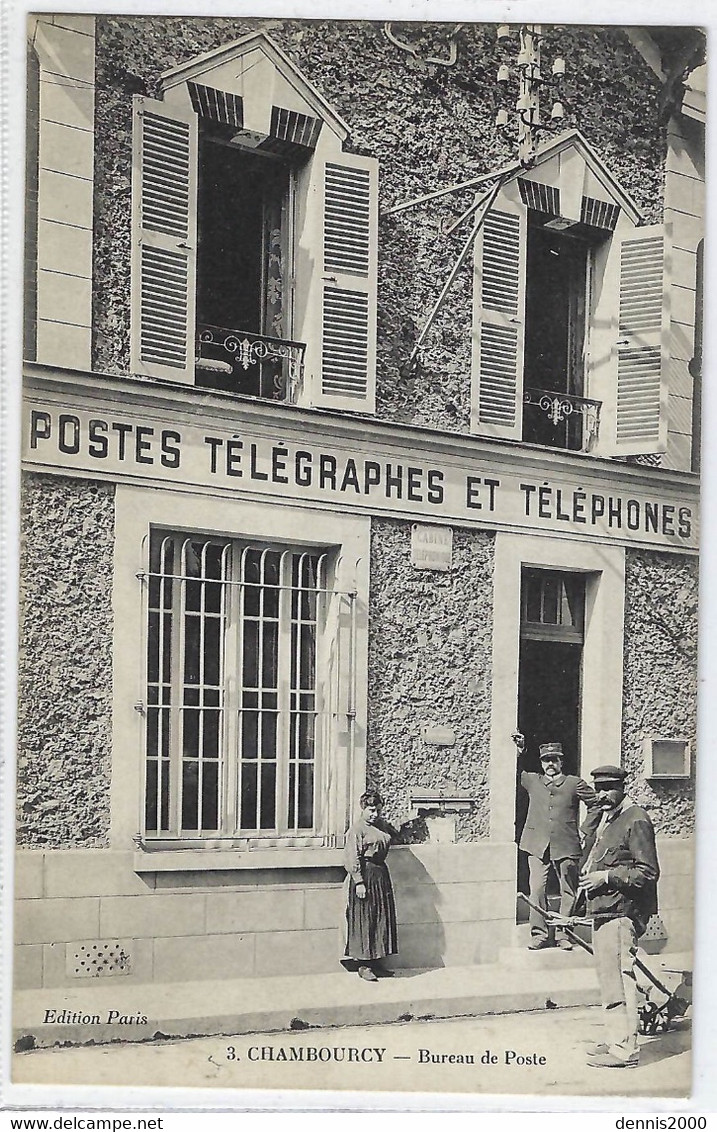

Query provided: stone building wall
[91,17,666,430]
[16,475,115,848]
[621,548,698,834]
[367,519,495,840]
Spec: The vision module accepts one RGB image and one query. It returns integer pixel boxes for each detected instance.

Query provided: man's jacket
[580,800,659,935]
[519,770,598,859]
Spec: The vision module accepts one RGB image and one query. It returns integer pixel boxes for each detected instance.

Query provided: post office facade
[16,17,701,990]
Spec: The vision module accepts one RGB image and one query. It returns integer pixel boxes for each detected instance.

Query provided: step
[500,943,595,970]
[13,952,691,1052]
[14,962,605,1051]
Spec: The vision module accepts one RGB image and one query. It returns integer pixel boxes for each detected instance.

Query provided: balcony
[195,324,306,403]
[522,387,601,453]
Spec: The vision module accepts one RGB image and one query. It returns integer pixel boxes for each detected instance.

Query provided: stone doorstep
[14,962,608,1051]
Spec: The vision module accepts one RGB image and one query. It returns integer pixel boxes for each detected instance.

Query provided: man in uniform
[512,732,599,950]
[579,764,660,1069]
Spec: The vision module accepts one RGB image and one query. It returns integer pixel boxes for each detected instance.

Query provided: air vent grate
[67,941,132,979]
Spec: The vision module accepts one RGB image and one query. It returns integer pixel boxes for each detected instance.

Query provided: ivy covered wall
[92,18,665,431]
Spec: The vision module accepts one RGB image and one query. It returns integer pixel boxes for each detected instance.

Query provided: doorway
[516,568,585,910]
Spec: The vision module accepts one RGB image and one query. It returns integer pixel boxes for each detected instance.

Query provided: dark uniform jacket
[580,799,659,935]
[519,770,598,860]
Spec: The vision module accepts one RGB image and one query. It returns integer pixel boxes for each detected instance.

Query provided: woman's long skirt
[344,859,398,961]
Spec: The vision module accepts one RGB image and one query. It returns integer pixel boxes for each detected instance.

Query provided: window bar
[330,574,343,841]
[138,570,340,596]
[290,551,309,831]
[256,548,268,831]
[275,547,291,833]
[314,554,330,841]
[138,533,151,841]
[346,565,358,847]
[144,533,175,836]
[175,537,193,836]
[159,535,174,833]
[290,550,301,832]
[236,545,251,834]
[197,539,209,833]
[218,541,230,832]
[143,532,157,837]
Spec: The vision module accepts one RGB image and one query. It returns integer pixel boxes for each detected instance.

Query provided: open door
[516,569,585,914]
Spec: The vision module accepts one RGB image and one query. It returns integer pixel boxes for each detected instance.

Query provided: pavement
[11,1006,693,1100]
[13,948,691,1054]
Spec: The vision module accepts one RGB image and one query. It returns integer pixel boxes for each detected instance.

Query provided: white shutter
[471,204,526,439]
[316,155,377,412]
[130,95,198,384]
[613,224,670,455]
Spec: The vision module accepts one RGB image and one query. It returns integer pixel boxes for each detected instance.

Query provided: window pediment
[160,31,349,144]
[505,129,642,228]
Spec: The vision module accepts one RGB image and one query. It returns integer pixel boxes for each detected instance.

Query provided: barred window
[143,531,330,839]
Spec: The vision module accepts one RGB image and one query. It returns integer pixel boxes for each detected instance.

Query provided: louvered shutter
[613,224,670,455]
[130,96,198,384]
[471,204,526,439]
[316,155,377,412]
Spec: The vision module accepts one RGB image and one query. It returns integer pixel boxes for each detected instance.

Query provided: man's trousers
[527,853,579,942]
[592,916,640,1062]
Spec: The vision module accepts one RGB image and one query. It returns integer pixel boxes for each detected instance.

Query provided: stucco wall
[92,17,665,430]
[622,549,697,834]
[367,519,495,840]
[17,475,115,848]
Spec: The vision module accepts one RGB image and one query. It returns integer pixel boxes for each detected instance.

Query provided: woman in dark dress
[342,789,400,981]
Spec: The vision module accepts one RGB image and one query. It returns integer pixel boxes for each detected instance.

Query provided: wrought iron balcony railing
[195,324,306,403]
[523,387,601,453]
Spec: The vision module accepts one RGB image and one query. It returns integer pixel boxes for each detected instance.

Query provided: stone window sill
[133,845,346,872]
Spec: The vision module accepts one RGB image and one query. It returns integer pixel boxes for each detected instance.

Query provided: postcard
[4,4,711,1112]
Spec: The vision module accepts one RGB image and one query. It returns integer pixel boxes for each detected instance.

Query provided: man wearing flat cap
[512,733,600,950]
[579,765,660,1069]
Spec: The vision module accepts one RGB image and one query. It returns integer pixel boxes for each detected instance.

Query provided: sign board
[411,523,453,571]
[21,391,699,553]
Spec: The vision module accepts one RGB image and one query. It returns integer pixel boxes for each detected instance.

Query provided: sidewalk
[13,950,691,1051]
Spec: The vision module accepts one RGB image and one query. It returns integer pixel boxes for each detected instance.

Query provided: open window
[194,126,300,401]
[130,32,378,413]
[471,132,670,458]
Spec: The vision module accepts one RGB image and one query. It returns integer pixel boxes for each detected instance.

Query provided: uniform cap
[591,764,627,783]
[539,742,563,759]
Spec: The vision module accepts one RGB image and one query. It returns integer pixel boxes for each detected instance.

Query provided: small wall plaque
[411,523,453,571]
[421,725,456,746]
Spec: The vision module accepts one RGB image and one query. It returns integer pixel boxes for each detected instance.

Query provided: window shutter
[315,155,377,413]
[130,95,198,384]
[471,204,526,439]
[613,224,670,455]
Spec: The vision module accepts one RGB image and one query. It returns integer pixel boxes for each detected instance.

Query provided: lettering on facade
[24,405,697,550]
[411,524,453,571]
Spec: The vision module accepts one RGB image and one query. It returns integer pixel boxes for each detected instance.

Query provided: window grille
[140,531,350,842]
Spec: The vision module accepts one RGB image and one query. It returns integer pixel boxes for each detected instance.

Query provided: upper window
[522,214,596,449]
[470,135,670,458]
[130,32,378,413]
[195,129,298,401]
